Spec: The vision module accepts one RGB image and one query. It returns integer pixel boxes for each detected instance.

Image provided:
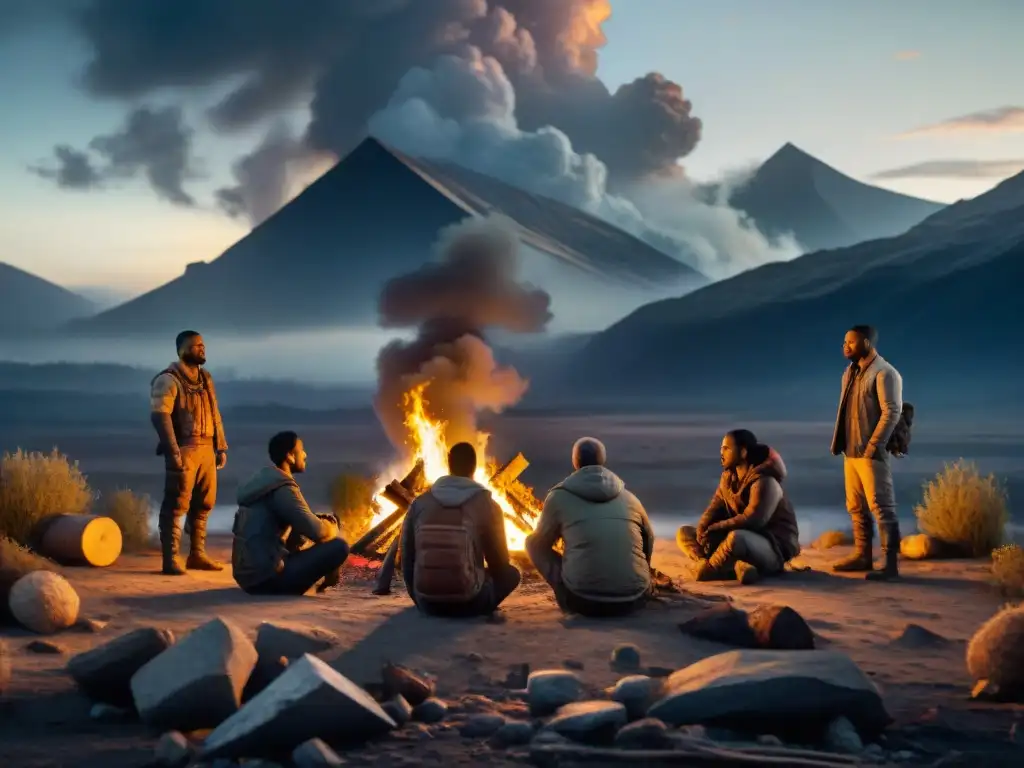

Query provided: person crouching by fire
[231,431,351,595]
[150,330,228,575]
[526,437,656,617]
[676,430,801,585]
[400,442,521,618]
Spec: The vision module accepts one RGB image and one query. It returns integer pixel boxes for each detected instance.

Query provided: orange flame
[370,383,539,550]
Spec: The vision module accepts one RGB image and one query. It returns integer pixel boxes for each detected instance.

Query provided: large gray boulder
[254,622,339,661]
[67,627,175,706]
[131,617,257,731]
[647,649,890,736]
[201,654,396,760]
[546,701,628,744]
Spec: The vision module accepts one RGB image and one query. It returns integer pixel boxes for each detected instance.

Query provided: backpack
[886,402,914,457]
[412,491,487,604]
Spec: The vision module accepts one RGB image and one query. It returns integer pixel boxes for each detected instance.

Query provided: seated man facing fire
[526,437,656,617]
[231,431,351,595]
[401,441,522,618]
[676,429,801,585]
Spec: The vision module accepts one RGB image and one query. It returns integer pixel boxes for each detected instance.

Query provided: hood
[556,465,625,503]
[429,474,489,507]
[237,466,296,506]
[751,447,787,483]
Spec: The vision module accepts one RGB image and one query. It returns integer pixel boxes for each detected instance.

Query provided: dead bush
[97,489,153,552]
[0,536,57,624]
[812,530,852,550]
[914,460,1009,558]
[0,449,92,545]
[992,544,1024,601]
[329,469,378,541]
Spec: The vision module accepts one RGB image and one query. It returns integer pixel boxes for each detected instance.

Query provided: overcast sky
[1,0,1021,294]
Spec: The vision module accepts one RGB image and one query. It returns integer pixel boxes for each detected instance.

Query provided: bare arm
[150,373,180,457]
[271,484,334,543]
[867,367,903,457]
[709,478,783,533]
[481,498,512,570]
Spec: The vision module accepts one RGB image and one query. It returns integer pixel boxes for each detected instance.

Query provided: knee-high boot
[832,515,874,572]
[866,521,900,581]
[160,521,186,576]
[186,516,225,571]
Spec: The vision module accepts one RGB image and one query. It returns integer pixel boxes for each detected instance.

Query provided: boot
[693,541,737,582]
[160,524,186,576]
[734,561,760,585]
[832,517,874,573]
[186,517,225,571]
[866,522,900,581]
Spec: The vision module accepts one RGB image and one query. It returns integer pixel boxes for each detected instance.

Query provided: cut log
[37,514,123,568]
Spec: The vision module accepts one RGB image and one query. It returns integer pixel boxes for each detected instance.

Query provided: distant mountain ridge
[728,143,946,252]
[0,262,96,331]
[551,167,1024,410]
[66,137,702,337]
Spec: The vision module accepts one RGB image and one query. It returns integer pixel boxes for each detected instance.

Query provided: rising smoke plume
[374,214,551,455]
[28,1,800,276]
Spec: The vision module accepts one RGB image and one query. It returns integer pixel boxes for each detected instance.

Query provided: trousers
[159,442,217,534]
[676,525,784,574]
[245,539,351,596]
[844,455,897,535]
[419,564,522,618]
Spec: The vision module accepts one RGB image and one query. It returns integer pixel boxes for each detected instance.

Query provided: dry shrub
[992,544,1024,601]
[329,469,378,541]
[813,530,852,550]
[0,536,57,624]
[97,489,153,552]
[0,449,92,545]
[914,460,1009,558]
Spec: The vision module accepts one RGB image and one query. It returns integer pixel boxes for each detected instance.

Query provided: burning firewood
[357,452,536,596]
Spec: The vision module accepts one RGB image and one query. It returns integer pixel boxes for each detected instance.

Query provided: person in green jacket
[526,437,655,617]
[231,431,350,595]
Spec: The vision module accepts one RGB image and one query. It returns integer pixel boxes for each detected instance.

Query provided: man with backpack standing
[830,325,905,581]
[400,442,521,617]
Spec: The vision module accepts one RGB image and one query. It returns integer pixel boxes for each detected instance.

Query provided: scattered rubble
[613,717,675,749]
[823,715,864,754]
[153,731,194,768]
[292,737,345,768]
[490,720,534,747]
[131,617,256,731]
[67,626,176,706]
[678,603,815,650]
[382,694,413,726]
[546,700,628,744]
[526,669,584,715]
[607,674,662,721]
[412,696,448,723]
[381,661,434,706]
[200,654,396,760]
[8,570,80,634]
[459,713,506,737]
[610,643,642,672]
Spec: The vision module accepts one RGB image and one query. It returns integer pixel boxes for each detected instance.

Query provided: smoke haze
[374,215,551,455]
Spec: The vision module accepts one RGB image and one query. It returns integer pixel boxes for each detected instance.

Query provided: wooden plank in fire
[349,460,422,557]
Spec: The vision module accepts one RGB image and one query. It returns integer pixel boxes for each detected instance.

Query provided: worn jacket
[400,475,511,604]
[231,466,334,591]
[697,447,801,562]
[830,352,903,459]
[531,466,654,603]
[150,362,228,454]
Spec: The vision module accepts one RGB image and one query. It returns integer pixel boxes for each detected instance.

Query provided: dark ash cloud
[872,159,1024,180]
[33,105,198,206]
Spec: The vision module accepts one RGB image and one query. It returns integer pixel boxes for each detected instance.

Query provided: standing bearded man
[150,330,229,575]
[830,324,904,581]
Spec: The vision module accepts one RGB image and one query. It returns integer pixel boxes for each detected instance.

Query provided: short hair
[848,325,878,345]
[448,442,477,477]
[176,330,201,352]
[268,431,300,467]
[726,429,769,464]
[572,436,607,469]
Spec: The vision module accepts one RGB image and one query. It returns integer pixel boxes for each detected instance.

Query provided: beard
[182,352,206,366]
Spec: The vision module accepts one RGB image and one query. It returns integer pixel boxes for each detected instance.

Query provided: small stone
[505,662,529,689]
[75,618,108,633]
[382,662,435,707]
[757,734,784,746]
[460,713,506,737]
[531,729,571,746]
[610,644,642,672]
[154,731,193,768]
[25,640,65,654]
[412,697,447,724]
[563,659,584,670]
[614,718,674,749]
[526,670,584,716]
[89,702,133,722]
[490,720,534,747]
[547,701,628,745]
[607,675,661,721]
[291,737,345,768]
[382,694,413,727]
[824,715,863,754]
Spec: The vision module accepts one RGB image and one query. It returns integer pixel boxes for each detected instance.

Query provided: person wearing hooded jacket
[526,437,656,617]
[231,431,350,595]
[676,429,801,585]
[401,442,522,618]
